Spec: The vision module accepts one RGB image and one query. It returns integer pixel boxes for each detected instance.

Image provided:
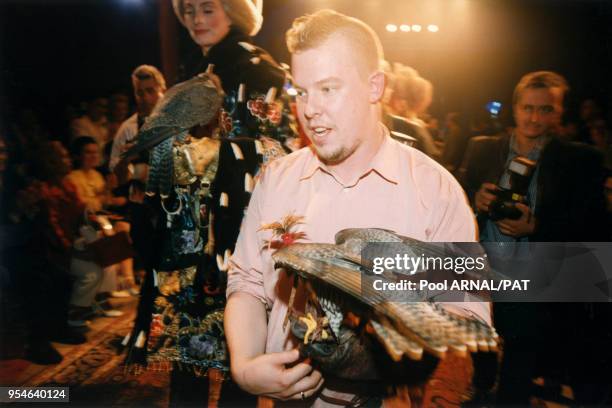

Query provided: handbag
[80,211,135,268]
[87,230,134,268]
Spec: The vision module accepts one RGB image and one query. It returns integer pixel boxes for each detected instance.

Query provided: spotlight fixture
[399,24,411,32]
[427,24,439,32]
[411,24,422,32]
[386,24,398,32]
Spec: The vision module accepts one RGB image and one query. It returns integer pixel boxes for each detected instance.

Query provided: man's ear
[368,70,386,103]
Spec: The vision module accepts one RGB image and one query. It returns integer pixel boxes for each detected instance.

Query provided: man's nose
[529,110,541,122]
[302,95,322,120]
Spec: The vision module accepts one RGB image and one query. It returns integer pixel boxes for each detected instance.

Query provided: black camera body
[488,156,536,221]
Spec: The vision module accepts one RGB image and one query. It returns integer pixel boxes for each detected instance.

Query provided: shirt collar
[299,124,400,186]
[509,132,551,161]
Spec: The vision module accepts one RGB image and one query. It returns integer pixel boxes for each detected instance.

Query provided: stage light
[400,24,411,32]
[286,87,298,97]
[427,24,439,33]
[386,24,398,33]
[411,24,422,32]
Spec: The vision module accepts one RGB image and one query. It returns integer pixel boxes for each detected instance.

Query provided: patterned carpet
[1,298,171,408]
[0,295,580,407]
[33,324,168,407]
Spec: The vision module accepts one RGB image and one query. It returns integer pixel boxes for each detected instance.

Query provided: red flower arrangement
[247,97,282,125]
[259,214,308,250]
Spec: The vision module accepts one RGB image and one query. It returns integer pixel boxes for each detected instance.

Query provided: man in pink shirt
[225,9,489,405]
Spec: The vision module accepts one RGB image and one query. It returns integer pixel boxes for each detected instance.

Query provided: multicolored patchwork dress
[122,28,298,377]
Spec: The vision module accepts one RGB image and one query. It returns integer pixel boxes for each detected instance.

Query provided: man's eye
[540,106,554,114]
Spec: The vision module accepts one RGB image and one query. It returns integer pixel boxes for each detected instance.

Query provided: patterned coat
[124,28,298,376]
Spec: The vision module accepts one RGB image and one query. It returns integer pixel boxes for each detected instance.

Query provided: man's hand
[234,349,324,401]
[496,203,536,238]
[474,183,498,213]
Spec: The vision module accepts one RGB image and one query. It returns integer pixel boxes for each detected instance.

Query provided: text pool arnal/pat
[372,279,531,292]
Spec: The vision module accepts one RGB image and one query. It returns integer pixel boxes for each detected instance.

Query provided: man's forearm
[225,292,269,378]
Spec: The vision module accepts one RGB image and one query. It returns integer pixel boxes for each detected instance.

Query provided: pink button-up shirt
[227,129,489,404]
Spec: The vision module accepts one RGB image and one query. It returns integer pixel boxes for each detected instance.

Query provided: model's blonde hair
[131,65,166,91]
[173,0,263,36]
[286,9,383,75]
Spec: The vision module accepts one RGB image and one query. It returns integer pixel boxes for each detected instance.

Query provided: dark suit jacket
[458,133,609,241]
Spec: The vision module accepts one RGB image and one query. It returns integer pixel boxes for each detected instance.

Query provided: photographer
[460,71,608,242]
[459,71,610,405]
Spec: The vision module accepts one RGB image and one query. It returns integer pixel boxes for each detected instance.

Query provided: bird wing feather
[273,238,499,361]
[121,73,223,161]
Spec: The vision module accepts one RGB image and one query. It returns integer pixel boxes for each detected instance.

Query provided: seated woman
[67,136,126,212]
[66,137,133,324]
[11,140,87,362]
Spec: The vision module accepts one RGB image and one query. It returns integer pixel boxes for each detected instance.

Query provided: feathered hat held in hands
[172,0,263,36]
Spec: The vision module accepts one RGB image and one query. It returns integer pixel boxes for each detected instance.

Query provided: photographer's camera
[488,156,536,221]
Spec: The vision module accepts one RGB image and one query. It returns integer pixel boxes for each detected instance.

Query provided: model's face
[514,87,563,140]
[134,78,164,117]
[81,143,100,170]
[183,0,231,52]
[292,35,377,165]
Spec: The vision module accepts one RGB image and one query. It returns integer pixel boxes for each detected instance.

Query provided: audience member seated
[10,141,87,364]
[67,136,126,212]
[68,219,127,327]
[107,93,130,141]
[66,137,133,317]
[70,97,110,147]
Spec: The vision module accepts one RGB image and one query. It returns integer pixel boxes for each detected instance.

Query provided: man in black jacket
[458,71,610,405]
[460,71,607,242]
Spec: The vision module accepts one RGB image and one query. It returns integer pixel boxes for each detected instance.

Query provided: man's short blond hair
[286,9,383,75]
[131,65,167,91]
[513,71,568,106]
